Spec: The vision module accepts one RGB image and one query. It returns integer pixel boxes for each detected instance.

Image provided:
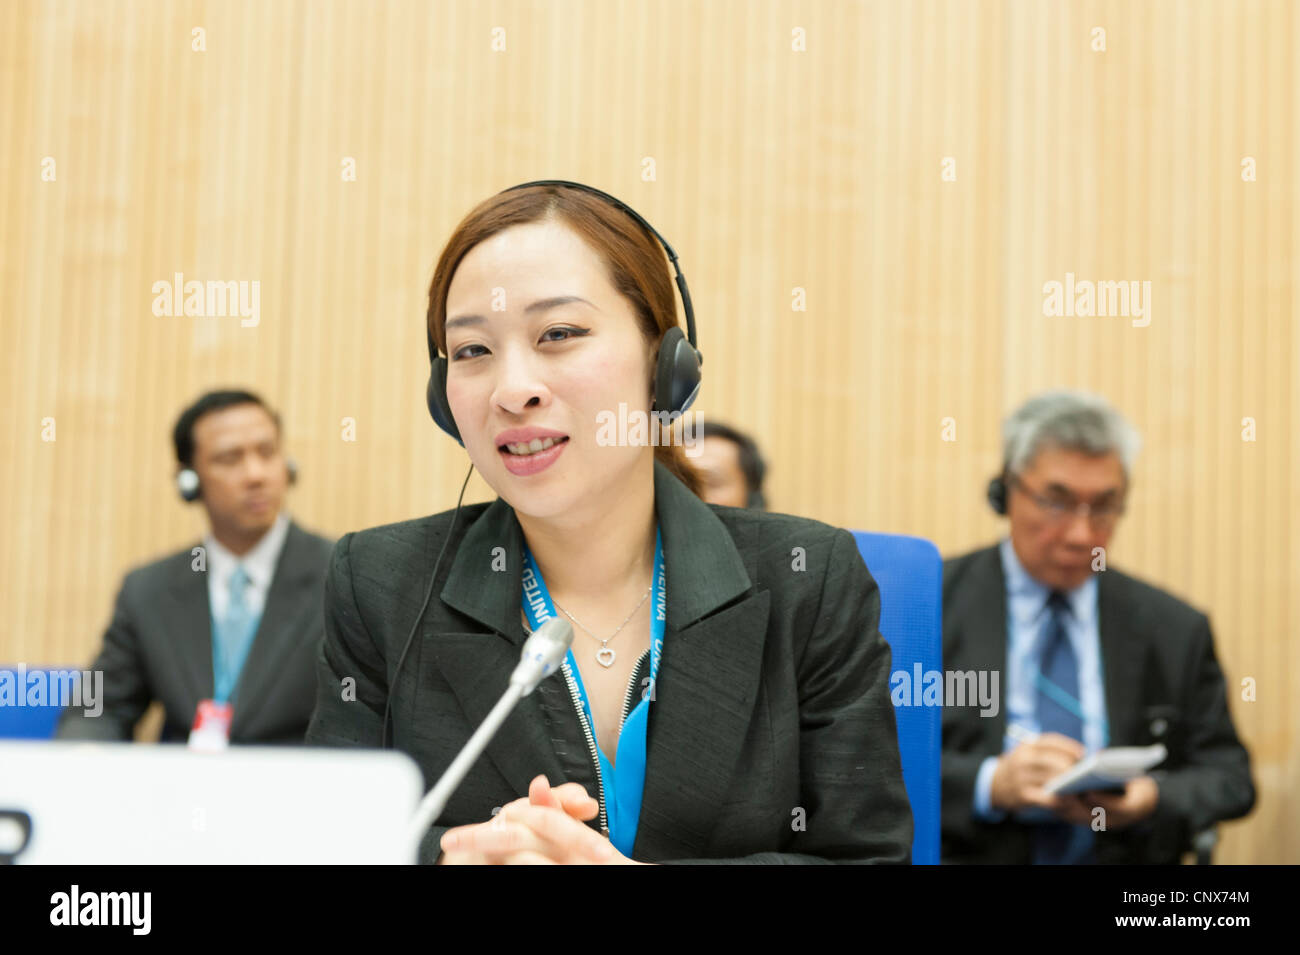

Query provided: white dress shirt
[204,511,292,622]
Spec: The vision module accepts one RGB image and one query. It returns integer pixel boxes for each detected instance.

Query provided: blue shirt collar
[998,537,1097,627]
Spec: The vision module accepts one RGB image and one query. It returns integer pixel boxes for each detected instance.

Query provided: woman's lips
[499,436,569,476]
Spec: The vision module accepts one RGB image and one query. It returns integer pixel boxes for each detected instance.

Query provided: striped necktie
[1032,590,1095,864]
[1036,591,1082,740]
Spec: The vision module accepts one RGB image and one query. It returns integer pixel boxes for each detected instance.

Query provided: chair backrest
[849,532,942,865]
[0,666,72,739]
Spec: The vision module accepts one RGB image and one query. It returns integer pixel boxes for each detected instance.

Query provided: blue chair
[0,666,70,739]
[850,532,942,865]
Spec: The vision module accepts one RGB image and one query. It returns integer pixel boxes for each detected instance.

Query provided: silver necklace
[525,584,652,668]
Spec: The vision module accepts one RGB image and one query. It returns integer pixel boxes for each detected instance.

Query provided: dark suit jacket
[57,519,335,744]
[941,544,1255,864]
[305,459,913,864]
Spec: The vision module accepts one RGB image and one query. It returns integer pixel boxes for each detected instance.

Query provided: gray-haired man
[941,391,1254,864]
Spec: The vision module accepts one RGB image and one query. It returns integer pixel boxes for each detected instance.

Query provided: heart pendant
[596,647,616,668]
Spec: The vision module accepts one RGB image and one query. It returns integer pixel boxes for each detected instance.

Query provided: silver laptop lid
[0,741,423,864]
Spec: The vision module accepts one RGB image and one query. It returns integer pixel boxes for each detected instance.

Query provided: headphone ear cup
[986,476,1008,515]
[427,357,464,446]
[653,326,702,416]
[177,468,201,503]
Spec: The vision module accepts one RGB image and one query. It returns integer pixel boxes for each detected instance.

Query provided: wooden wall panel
[0,0,1293,862]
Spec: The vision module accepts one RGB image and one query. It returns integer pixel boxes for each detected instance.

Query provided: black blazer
[305,459,913,864]
[57,519,335,744]
[941,544,1256,864]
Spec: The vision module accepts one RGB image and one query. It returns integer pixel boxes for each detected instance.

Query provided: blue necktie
[1032,590,1095,864]
[1036,591,1081,740]
[212,565,260,704]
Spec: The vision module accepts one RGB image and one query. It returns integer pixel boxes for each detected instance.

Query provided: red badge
[188,699,233,751]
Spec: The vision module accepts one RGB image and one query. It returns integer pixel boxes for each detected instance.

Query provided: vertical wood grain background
[1,0,1294,862]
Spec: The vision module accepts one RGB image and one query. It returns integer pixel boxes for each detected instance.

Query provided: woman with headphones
[306,181,912,864]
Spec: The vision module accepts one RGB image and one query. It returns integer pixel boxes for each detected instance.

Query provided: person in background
[693,419,767,509]
[57,389,333,744]
[941,390,1254,863]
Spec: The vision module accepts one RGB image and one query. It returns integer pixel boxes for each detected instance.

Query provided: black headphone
[424,180,703,447]
[176,458,298,503]
[986,469,1009,515]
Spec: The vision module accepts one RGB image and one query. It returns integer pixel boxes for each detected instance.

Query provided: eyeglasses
[1007,474,1126,530]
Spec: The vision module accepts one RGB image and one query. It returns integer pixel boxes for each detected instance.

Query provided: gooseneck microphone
[406,616,575,853]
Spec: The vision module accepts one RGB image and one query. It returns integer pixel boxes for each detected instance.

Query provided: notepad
[1043,744,1168,795]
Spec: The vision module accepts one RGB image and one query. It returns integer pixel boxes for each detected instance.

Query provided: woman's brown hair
[426,183,704,498]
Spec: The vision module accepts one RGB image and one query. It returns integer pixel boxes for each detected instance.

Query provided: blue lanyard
[520,529,665,858]
[1025,612,1111,748]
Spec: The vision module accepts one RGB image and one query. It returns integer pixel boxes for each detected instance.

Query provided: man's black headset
[986,469,1010,515]
[384,179,703,748]
[176,458,298,503]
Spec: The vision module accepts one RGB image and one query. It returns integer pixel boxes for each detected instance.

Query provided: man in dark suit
[58,390,334,744]
[942,391,1255,864]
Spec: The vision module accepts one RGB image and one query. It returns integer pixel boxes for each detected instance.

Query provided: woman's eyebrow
[446,295,595,331]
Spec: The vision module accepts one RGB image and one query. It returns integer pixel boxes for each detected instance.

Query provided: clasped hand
[437,775,646,865]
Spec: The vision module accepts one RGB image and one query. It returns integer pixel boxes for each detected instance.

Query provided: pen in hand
[1005,722,1039,747]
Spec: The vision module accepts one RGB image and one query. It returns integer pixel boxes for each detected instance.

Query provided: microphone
[509,614,575,693]
[406,617,574,855]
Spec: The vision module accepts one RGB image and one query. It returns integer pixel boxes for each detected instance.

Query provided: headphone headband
[425,179,699,363]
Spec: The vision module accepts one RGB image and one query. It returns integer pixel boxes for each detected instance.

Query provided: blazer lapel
[1097,570,1145,746]
[634,461,767,859]
[434,494,569,796]
[636,591,770,858]
[230,522,317,735]
[950,546,1008,749]
[166,548,214,703]
[432,633,569,794]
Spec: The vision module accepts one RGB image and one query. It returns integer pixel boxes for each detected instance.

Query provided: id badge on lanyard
[520,528,666,857]
[188,699,233,751]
